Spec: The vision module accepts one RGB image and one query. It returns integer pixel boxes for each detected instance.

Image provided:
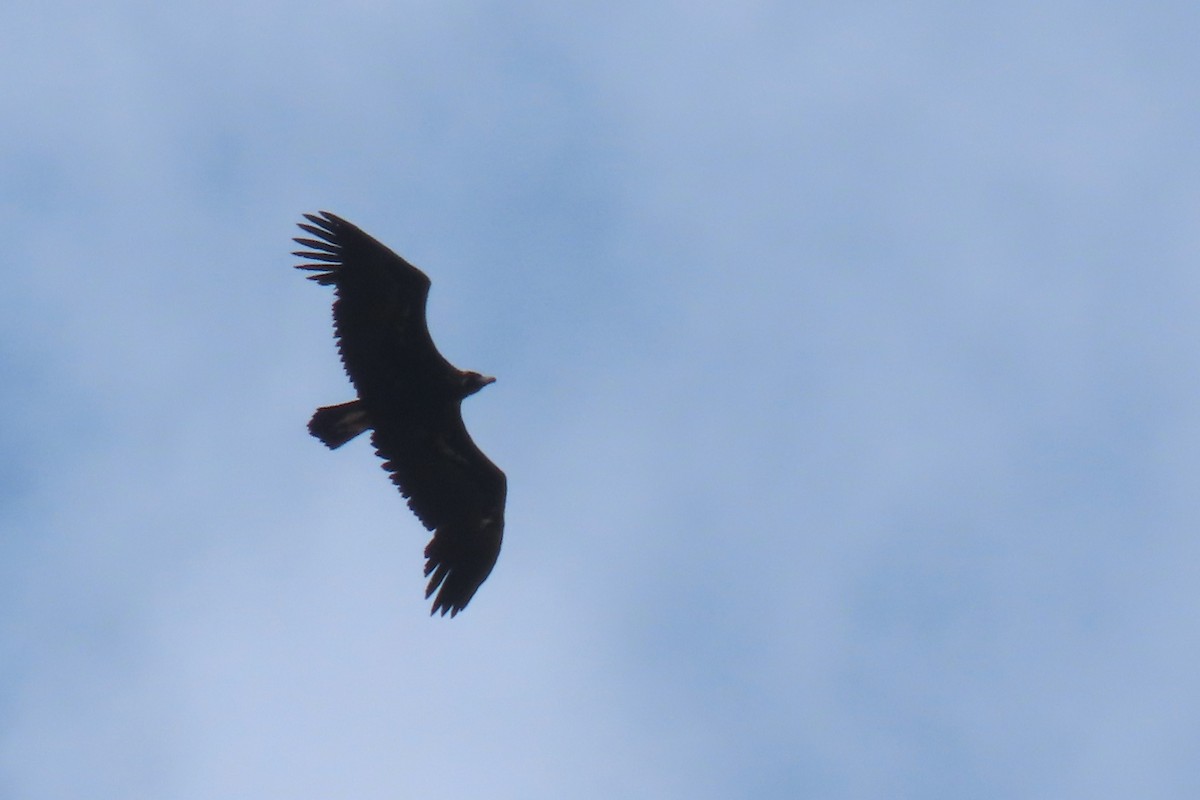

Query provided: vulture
[293,211,505,617]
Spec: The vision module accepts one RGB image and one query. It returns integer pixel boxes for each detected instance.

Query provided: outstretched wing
[372,407,507,617]
[294,211,506,616]
[293,211,449,393]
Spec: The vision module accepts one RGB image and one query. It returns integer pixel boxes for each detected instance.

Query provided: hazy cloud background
[4,1,1200,797]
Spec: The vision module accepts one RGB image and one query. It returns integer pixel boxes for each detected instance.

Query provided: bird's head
[461,371,496,397]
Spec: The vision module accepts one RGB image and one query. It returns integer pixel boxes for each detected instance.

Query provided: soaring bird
[294,211,505,616]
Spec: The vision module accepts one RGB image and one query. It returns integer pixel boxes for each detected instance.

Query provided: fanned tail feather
[308,401,371,449]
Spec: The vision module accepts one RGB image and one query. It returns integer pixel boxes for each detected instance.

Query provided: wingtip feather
[292,250,341,262]
[293,236,339,253]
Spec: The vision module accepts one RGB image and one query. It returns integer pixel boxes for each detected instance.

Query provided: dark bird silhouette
[293,211,505,616]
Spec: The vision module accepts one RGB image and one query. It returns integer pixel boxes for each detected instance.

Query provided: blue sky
[4,1,1200,797]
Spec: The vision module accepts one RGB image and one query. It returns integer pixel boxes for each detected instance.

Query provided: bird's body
[294,211,505,616]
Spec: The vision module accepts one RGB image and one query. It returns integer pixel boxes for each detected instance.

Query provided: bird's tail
[308,400,371,449]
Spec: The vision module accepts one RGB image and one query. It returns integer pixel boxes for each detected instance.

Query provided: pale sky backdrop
[4,2,1200,798]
